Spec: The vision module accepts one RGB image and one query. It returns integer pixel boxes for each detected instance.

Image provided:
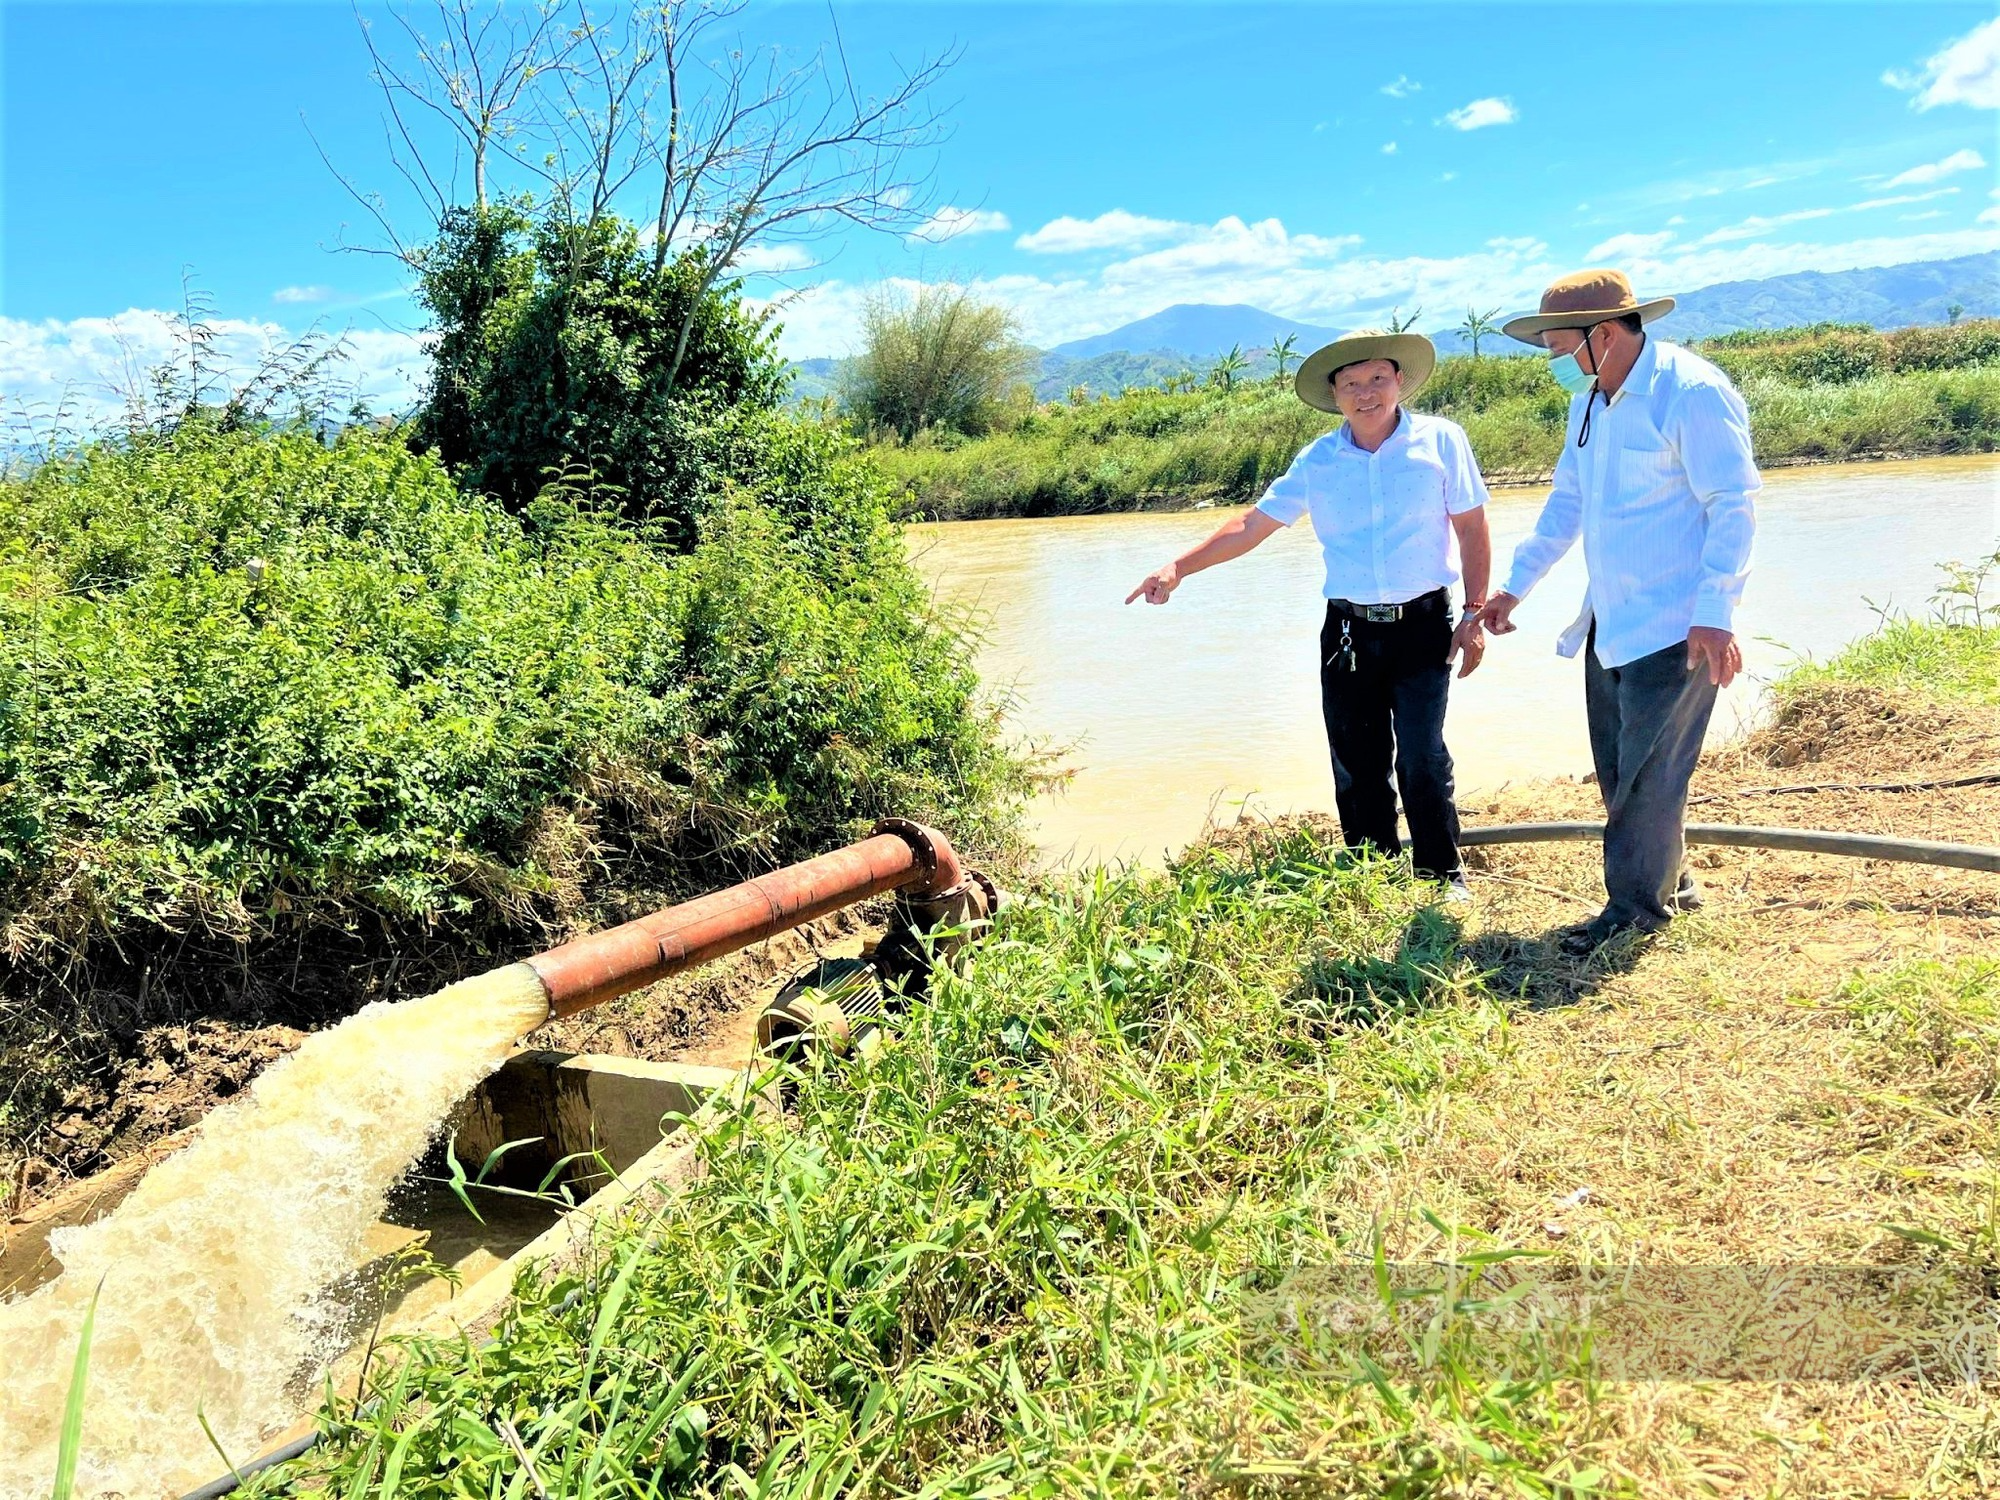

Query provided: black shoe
[1558,919,1658,958]
[1556,924,1601,958]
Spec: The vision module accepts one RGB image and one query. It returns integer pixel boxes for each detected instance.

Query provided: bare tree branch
[330,0,955,398]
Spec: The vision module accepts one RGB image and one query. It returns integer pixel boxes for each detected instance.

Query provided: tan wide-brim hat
[1502,268,1675,344]
[1293,330,1436,413]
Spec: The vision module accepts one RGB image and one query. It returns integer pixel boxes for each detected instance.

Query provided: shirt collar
[1607,335,1660,407]
[1337,405,1407,454]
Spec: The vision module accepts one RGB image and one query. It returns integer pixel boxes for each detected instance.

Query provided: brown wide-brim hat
[1293,330,1436,413]
[1502,268,1675,344]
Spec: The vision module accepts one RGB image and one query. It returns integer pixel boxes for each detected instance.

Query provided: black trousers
[1317,590,1462,882]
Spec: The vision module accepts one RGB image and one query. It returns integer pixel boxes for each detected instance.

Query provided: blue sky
[4,1,1997,415]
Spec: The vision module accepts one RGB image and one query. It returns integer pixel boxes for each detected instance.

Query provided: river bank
[10,569,1995,1498]
[897,441,1999,520]
[872,320,2000,523]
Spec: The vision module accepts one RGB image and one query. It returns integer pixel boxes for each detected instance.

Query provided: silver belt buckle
[1363,603,1401,623]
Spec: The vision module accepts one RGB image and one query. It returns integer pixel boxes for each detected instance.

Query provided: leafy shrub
[1701,321,1873,349]
[413,206,788,544]
[1700,319,2000,387]
[0,419,1021,960]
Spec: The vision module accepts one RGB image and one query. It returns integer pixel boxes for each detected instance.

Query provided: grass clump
[873,320,2000,519]
[1777,548,2000,709]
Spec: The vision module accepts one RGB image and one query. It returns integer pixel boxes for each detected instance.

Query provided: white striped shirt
[1501,337,1759,669]
[1255,408,1489,604]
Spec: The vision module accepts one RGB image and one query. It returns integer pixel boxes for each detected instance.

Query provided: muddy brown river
[908,454,1999,864]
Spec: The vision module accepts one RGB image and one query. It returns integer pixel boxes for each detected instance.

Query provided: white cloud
[1980,204,2000,226]
[1696,208,1838,245]
[909,205,1012,243]
[1586,230,1678,261]
[0,309,429,429]
[733,242,818,274]
[271,285,332,305]
[1381,141,1398,155]
[1442,96,1517,131]
[1015,209,1194,254]
[1381,75,1421,98]
[1696,188,1959,245]
[1850,188,1960,212]
[1602,156,1831,213]
[1884,147,1988,187]
[1629,225,2000,299]
[1440,171,1457,183]
[1884,17,2000,110]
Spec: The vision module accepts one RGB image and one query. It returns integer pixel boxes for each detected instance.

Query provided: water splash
[0,963,552,1499]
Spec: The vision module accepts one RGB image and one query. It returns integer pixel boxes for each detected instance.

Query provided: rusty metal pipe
[526,819,968,1019]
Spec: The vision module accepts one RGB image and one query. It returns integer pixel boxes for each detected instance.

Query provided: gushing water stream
[0,964,553,1499]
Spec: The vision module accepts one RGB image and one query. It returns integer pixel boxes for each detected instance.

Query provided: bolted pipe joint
[869,817,967,898]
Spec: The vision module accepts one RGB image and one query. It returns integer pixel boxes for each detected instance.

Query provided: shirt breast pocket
[1610,434,1681,507]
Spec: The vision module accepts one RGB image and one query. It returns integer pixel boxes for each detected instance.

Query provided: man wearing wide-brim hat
[1128,329,1494,895]
[1474,269,1759,955]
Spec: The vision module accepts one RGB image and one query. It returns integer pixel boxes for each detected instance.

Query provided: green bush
[0,419,1021,959]
[1700,319,2000,386]
[413,206,788,545]
[841,285,1034,441]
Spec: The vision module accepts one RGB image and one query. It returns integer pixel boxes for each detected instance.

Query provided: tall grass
[261,819,2000,1497]
[1777,548,2000,707]
[277,844,1616,1497]
[874,321,2000,520]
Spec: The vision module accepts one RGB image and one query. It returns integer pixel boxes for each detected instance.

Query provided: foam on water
[0,963,553,1499]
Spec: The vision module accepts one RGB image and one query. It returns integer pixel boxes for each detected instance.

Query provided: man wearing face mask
[1128,330,1493,897]
[1472,270,1758,956]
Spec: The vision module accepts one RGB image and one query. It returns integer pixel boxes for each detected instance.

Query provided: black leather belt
[1329,589,1445,623]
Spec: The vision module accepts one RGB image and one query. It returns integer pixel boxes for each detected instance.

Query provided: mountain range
[789,252,2000,403]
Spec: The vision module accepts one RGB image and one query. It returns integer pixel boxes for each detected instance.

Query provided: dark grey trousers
[1583,630,1719,932]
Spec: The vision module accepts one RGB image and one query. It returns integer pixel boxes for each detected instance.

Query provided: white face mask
[1547,349,1597,395]
[1547,329,1604,394]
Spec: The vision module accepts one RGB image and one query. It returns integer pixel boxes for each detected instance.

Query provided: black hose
[176,1434,319,1500]
[1459,821,2000,874]
[178,1282,591,1499]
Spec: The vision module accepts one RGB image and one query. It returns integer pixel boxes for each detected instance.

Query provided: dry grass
[1215,681,2000,1496]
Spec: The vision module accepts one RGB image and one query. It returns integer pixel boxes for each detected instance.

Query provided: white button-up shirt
[1255,408,1489,604]
[1502,337,1759,669]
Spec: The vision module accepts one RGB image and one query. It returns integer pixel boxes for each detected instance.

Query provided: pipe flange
[870,817,966,897]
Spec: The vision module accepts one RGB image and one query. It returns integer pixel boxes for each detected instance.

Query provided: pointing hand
[1126,565,1180,605]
